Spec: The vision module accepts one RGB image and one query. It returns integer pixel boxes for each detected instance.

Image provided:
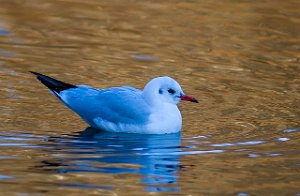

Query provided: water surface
[0,0,299,195]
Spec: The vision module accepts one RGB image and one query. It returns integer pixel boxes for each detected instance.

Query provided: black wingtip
[30,71,77,93]
[30,71,51,80]
[30,71,46,78]
[30,71,38,75]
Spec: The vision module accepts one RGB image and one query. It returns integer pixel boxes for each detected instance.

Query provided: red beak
[179,95,199,103]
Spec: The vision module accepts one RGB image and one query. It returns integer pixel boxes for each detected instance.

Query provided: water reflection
[1,0,299,194]
[38,127,182,192]
[0,24,10,36]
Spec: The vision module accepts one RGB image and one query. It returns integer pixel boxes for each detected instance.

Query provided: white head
[142,76,198,106]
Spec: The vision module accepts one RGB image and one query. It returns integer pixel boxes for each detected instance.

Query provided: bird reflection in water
[37,127,182,192]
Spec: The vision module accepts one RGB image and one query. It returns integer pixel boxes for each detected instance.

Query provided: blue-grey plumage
[31,72,198,134]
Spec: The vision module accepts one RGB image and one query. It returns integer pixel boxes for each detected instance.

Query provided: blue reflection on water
[0,174,14,180]
[132,55,158,60]
[0,50,16,57]
[39,127,182,192]
[0,23,17,57]
[0,27,10,36]
[0,20,11,36]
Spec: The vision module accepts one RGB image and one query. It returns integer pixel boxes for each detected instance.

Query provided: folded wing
[60,86,151,126]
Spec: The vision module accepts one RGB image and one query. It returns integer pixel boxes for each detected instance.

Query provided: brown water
[0,0,300,195]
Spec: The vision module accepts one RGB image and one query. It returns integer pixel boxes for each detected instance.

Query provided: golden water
[0,0,299,195]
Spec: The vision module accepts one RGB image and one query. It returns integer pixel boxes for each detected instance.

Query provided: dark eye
[168,89,175,94]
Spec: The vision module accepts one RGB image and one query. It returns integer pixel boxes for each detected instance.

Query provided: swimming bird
[31,72,198,134]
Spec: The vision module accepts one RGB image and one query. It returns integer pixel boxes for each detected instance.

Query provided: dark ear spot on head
[159,89,163,94]
[168,88,175,94]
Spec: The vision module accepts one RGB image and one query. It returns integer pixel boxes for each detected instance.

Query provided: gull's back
[60,85,152,129]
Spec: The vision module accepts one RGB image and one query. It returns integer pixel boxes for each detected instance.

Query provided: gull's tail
[30,71,77,93]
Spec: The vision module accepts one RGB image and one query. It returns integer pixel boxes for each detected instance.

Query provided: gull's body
[31,72,198,134]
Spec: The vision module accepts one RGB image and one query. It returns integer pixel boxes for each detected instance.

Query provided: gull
[31,72,198,134]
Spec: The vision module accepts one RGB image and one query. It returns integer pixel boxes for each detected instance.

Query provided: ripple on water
[0,127,299,193]
[0,174,14,180]
[131,55,158,61]
[211,140,266,147]
[0,0,299,194]
[0,26,10,36]
[276,137,290,142]
[283,128,299,133]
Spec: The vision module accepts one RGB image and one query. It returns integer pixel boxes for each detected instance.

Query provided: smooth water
[0,0,299,195]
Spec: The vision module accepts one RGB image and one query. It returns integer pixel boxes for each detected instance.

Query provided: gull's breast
[146,104,182,134]
[92,104,182,134]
